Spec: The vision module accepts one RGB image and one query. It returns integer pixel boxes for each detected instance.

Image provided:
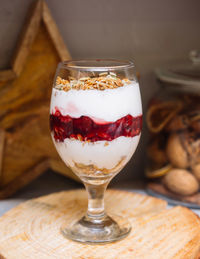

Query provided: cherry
[81,116,93,133]
[60,115,72,124]
[73,116,93,136]
[54,109,61,117]
[50,111,142,142]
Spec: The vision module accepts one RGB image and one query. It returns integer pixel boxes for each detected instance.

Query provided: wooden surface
[0,189,200,259]
[0,0,77,198]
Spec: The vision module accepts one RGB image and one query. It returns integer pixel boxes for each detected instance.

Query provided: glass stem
[84,181,109,220]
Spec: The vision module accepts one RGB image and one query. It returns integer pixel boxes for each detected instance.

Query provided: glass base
[61,214,131,244]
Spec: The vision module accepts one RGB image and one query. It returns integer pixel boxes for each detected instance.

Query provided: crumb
[55,74,131,91]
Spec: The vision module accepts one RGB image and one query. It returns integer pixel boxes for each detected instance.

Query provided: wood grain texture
[11,0,43,76]
[0,0,74,196]
[0,159,49,199]
[0,190,199,259]
[0,129,5,179]
[0,70,16,81]
[0,26,72,186]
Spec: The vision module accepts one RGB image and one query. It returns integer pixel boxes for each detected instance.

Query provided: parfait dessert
[50,72,142,180]
[50,60,142,244]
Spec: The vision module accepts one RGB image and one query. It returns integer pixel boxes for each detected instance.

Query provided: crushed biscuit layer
[73,156,126,176]
[55,73,131,91]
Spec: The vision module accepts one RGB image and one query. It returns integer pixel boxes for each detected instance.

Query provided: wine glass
[50,59,142,244]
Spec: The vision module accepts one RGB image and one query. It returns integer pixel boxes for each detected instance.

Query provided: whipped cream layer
[53,135,140,170]
[50,81,142,122]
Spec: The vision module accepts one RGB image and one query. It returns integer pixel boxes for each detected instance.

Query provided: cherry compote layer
[50,109,142,142]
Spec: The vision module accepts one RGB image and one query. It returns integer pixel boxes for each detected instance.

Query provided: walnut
[192,163,200,181]
[166,134,189,168]
[181,131,200,167]
[163,169,199,196]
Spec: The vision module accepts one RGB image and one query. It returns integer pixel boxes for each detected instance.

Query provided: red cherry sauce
[50,109,142,142]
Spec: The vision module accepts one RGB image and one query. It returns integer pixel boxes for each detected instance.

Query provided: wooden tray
[0,189,200,259]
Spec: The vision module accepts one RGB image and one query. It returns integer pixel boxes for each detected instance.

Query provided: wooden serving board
[0,189,200,259]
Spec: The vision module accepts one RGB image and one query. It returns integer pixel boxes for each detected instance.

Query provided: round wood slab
[0,189,199,259]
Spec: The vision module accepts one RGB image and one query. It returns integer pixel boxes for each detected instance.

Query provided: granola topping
[55,73,131,91]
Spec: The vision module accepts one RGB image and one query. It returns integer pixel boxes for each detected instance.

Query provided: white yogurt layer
[53,135,140,170]
[50,81,142,122]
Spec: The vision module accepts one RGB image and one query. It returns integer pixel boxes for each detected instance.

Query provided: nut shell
[181,131,200,167]
[192,163,200,181]
[163,169,199,196]
[166,134,188,168]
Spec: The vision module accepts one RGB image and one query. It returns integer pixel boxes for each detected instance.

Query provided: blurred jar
[146,51,200,206]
